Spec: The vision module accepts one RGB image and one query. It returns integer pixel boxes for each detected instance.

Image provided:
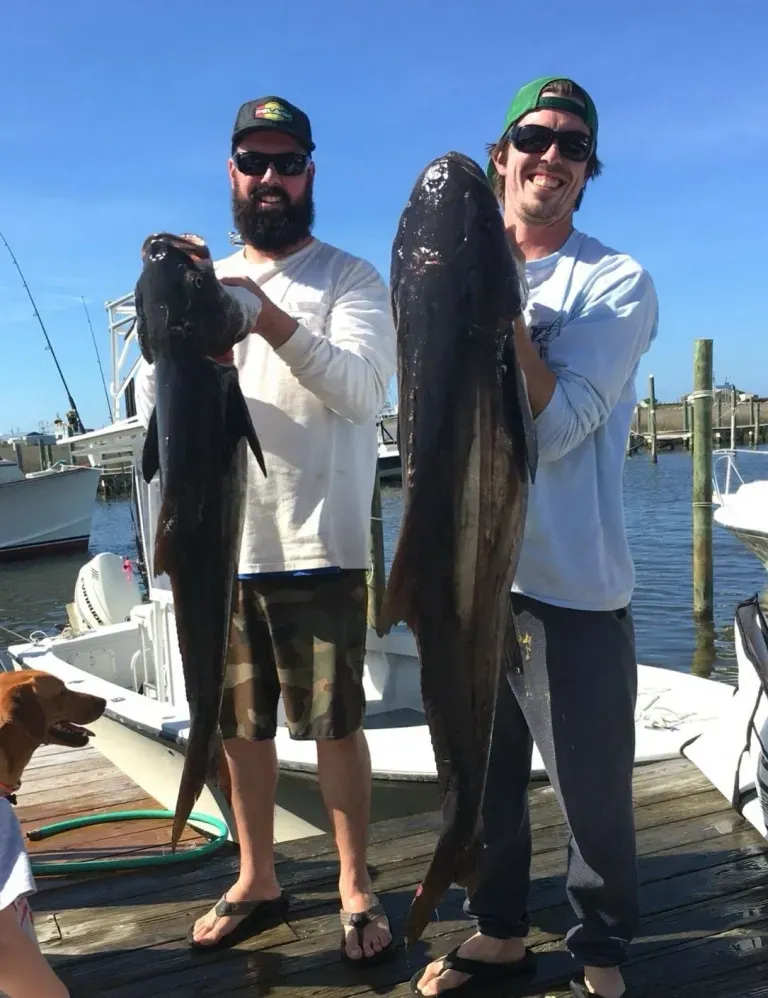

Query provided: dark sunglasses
[233,150,311,177]
[508,123,593,163]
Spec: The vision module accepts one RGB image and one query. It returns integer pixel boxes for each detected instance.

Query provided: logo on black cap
[253,101,294,124]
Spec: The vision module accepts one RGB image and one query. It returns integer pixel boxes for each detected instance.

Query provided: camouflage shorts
[219,570,368,742]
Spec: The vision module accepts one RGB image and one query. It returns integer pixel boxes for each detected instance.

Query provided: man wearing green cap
[411,78,658,998]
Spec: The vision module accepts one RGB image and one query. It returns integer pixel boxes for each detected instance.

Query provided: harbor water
[1,448,766,680]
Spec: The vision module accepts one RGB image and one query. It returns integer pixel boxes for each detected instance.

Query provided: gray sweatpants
[465,593,639,968]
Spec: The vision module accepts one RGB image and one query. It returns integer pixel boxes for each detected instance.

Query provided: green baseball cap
[486,76,598,182]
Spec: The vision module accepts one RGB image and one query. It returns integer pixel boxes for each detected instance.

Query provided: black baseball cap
[231,96,315,153]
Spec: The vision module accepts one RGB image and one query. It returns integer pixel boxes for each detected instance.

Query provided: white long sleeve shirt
[512,229,659,611]
[134,237,397,575]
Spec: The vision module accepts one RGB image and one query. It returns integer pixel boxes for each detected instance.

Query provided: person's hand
[219,276,298,350]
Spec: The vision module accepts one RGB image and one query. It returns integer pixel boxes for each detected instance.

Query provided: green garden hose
[27,809,229,874]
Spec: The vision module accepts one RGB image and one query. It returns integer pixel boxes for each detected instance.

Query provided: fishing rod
[0,229,85,435]
[82,297,113,423]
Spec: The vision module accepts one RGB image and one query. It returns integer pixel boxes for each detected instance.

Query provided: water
[2,450,767,686]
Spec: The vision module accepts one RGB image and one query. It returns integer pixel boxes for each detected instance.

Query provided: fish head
[135,233,227,362]
[391,153,523,332]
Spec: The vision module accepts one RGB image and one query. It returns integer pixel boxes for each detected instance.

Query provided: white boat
[377,407,401,481]
[0,458,101,562]
[712,448,768,571]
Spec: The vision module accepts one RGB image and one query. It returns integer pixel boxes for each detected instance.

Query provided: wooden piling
[367,470,386,631]
[730,386,737,448]
[751,398,758,448]
[692,339,714,622]
[648,375,658,464]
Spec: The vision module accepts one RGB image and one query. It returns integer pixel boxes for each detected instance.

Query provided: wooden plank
[15,767,142,808]
[157,903,768,998]
[16,750,768,996]
[648,963,768,998]
[32,763,733,919]
[21,753,114,781]
[34,772,740,941]
[48,801,767,993]
[269,757,701,866]
[22,744,101,771]
[15,782,156,827]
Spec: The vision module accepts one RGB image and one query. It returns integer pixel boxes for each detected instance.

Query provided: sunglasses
[508,123,593,163]
[233,150,311,177]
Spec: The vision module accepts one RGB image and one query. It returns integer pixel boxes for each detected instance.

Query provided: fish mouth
[140,232,212,264]
[46,720,96,748]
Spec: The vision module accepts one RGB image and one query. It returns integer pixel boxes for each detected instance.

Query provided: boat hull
[0,465,101,562]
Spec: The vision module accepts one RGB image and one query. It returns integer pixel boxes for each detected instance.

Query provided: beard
[231,177,315,253]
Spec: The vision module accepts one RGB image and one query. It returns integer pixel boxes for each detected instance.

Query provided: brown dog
[0,670,106,997]
[0,669,107,797]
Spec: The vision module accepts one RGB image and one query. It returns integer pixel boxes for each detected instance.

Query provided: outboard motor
[73,552,143,631]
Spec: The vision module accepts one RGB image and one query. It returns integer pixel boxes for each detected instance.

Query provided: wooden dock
[15,743,768,997]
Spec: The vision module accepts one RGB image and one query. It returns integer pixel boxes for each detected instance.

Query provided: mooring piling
[692,339,714,621]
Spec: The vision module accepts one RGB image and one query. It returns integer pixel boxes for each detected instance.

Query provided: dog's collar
[0,780,19,806]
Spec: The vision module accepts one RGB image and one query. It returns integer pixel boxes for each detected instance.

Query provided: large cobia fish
[135,233,266,851]
[377,153,537,944]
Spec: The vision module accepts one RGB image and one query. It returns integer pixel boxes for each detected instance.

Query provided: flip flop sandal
[339,899,396,966]
[187,890,290,952]
[570,972,629,998]
[409,945,537,996]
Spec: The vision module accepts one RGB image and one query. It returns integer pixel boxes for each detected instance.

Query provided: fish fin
[227,379,267,477]
[134,284,154,363]
[152,495,175,578]
[141,407,160,483]
[501,328,538,485]
[376,544,414,637]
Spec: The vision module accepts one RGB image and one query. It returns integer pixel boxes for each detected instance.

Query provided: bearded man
[133,95,396,964]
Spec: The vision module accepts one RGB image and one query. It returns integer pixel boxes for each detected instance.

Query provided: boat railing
[712,447,768,506]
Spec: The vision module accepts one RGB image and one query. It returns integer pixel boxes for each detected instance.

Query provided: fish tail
[171,702,217,851]
[403,791,481,946]
[404,869,454,948]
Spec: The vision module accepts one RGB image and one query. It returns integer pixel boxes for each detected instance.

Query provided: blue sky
[1,0,765,434]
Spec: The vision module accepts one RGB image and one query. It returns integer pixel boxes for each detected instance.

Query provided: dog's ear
[5,683,48,744]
